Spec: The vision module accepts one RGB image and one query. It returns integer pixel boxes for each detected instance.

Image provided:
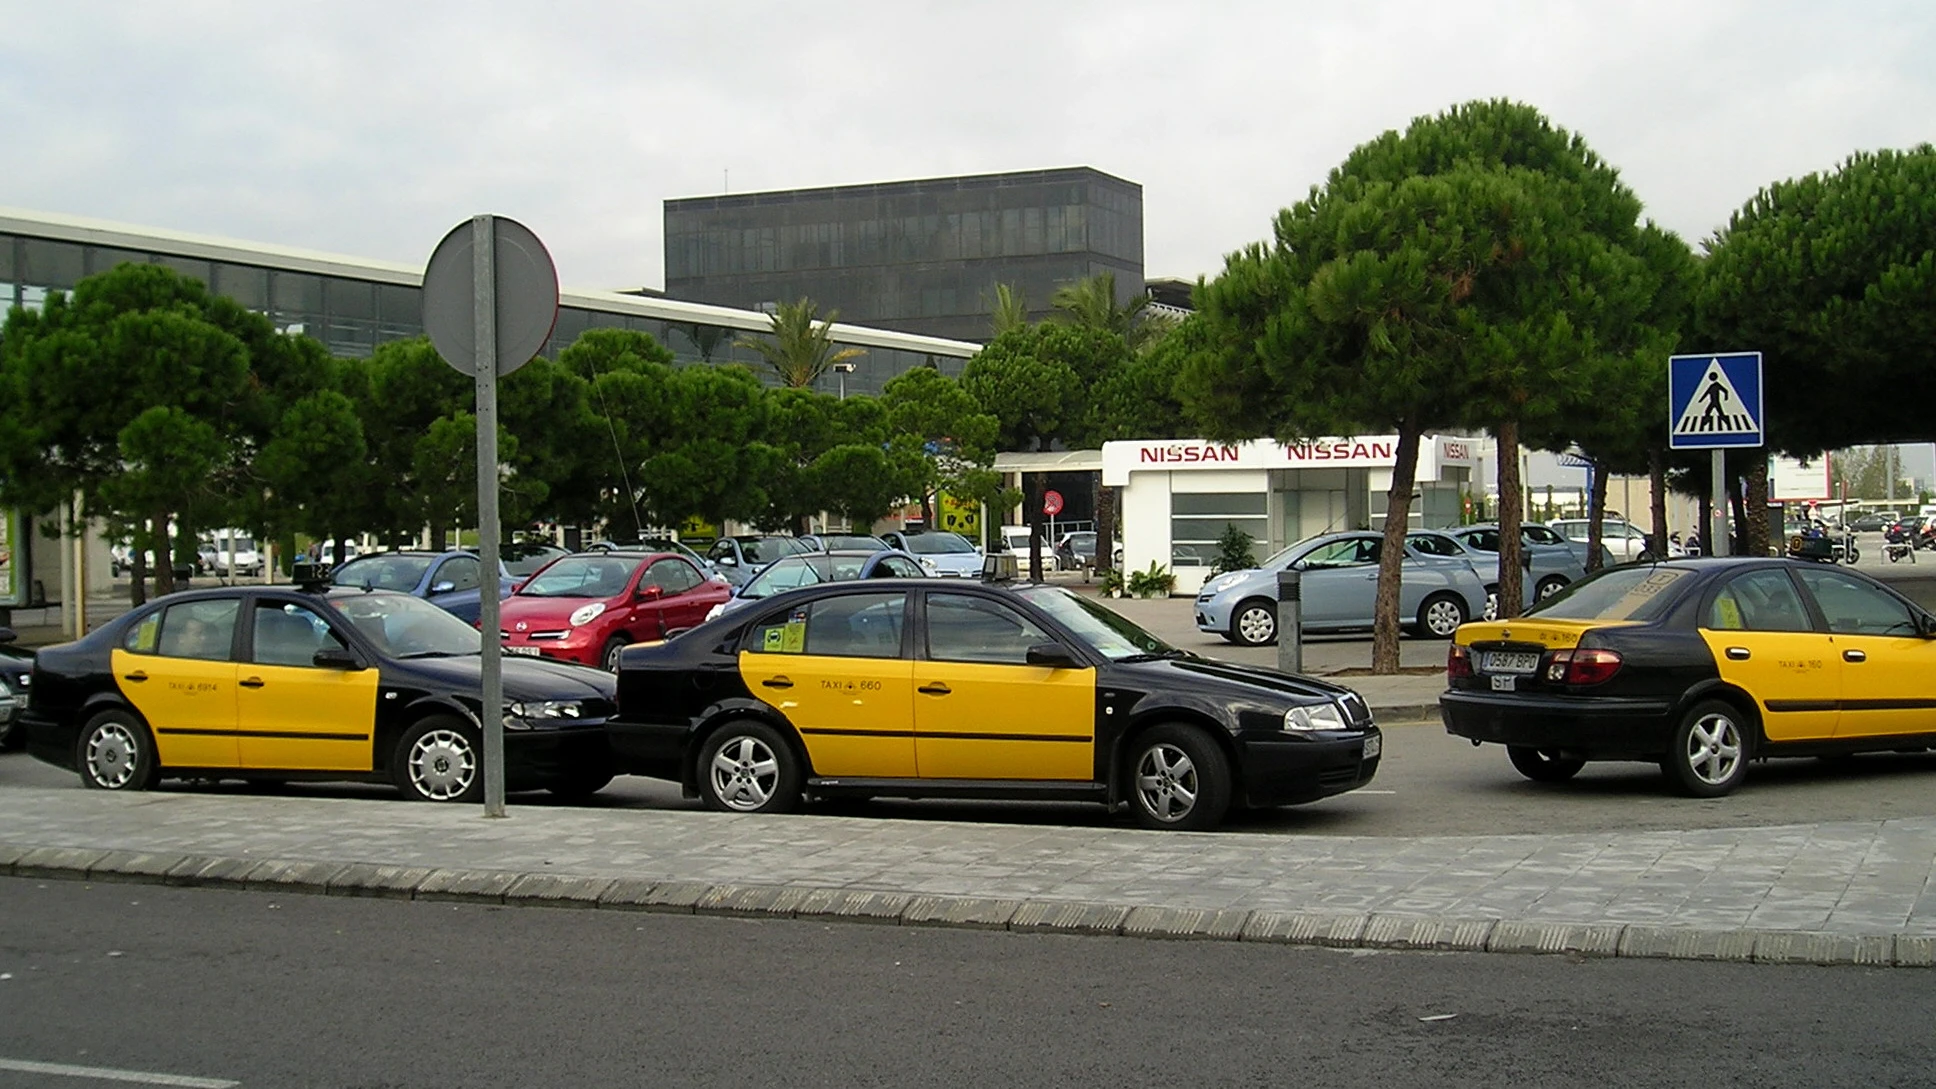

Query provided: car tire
[697,720,802,814]
[1662,699,1750,798]
[1126,724,1232,831]
[1507,745,1586,783]
[546,770,614,802]
[77,709,159,791]
[1230,598,1277,647]
[0,719,24,752]
[1534,576,1569,601]
[393,715,483,803]
[1416,592,1468,640]
[1482,585,1500,623]
[601,635,630,672]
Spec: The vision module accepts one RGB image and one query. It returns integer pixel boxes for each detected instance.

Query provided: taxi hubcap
[711,737,779,811]
[86,724,138,788]
[1136,743,1198,822]
[1686,713,1742,785]
[410,729,476,800]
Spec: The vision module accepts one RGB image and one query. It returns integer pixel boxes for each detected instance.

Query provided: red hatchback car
[495,551,729,670]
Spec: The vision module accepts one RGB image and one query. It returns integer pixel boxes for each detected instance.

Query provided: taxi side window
[155,599,241,662]
[123,612,162,655]
[252,602,349,667]
[1795,568,1918,636]
[1706,570,1812,632]
[746,593,906,659]
[925,593,1055,666]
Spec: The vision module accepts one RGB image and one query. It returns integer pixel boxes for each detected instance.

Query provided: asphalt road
[1,878,1929,1089]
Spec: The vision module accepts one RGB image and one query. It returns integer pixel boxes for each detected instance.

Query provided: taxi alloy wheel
[1418,593,1468,639]
[394,716,483,803]
[78,710,158,792]
[698,721,802,814]
[1665,699,1750,798]
[1128,724,1232,832]
[1231,599,1277,647]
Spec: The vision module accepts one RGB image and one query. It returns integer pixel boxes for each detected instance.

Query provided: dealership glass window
[87,246,150,275]
[1170,493,1268,565]
[376,283,420,342]
[271,270,323,334]
[21,238,83,290]
[157,255,211,285]
[213,263,270,311]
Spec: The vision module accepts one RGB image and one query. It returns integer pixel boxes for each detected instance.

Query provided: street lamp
[831,361,856,400]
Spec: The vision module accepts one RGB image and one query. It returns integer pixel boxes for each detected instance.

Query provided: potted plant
[1126,561,1175,599]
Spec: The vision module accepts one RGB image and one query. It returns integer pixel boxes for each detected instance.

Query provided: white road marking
[1356,789,1397,794]
[0,1057,239,1088]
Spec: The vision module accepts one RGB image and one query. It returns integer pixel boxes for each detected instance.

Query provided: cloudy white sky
[4,1,1931,292]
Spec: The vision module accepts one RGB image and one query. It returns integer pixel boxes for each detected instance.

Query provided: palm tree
[736,298,865,388]
[988,282,1030,339]
[1050,270,1156,350]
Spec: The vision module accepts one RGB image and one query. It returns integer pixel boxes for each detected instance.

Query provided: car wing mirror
[637,584,665,601]
[430,581,456,594]
[312,647,365,670]
[1025,642,1079,669]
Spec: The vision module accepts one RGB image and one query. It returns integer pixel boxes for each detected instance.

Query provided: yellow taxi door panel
[1831,635,1936,739]
[738,651,915,777]
[110,648,240,768]
[912,661,1096,780]
[1699,631,1839,741]
[236,665,380,771]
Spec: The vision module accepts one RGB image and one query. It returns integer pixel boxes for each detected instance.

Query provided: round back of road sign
[1043,489,1065,516]
[423,216,559,377]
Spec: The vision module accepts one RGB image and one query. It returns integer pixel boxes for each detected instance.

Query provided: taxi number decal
[1776,659,1825,671]
[820,679,883,691]
[167,681,221,695]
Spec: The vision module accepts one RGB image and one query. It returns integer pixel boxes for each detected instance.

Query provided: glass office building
[664,167,1145,342]
[0,207,980,399]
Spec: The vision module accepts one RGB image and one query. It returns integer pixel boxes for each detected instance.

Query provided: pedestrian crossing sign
[1668,352,1763,449]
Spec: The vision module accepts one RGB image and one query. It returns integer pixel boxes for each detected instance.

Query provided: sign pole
[1710,449,1729,557]
[472,215,506,819]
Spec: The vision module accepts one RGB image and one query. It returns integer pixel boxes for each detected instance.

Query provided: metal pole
[1275,568,1302,675]
[473,215,507,819]
[1711,449,1730,557]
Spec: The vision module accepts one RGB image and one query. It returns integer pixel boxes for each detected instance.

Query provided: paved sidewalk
[3,784,1932,967]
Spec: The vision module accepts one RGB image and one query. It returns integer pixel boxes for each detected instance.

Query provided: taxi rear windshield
[1526,566,1692,622]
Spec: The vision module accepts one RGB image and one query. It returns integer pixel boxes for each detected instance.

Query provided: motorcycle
[1885,522,1916,564]
[1787,521,1858,564]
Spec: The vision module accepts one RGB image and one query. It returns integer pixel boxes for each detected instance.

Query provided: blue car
[1194,531,1490,646]
[705,549,928,622]
[328,550,515,624]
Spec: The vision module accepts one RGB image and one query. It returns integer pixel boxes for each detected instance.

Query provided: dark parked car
[0,628,34,751]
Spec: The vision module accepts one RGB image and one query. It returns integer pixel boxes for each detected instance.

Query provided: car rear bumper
[1236,729,1381,806]
[503,724,613,787]
[1439,689,1676,757]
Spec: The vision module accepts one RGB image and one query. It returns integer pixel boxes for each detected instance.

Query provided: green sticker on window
[762,626,783,651]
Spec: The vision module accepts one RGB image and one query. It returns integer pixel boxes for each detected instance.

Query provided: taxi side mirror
[313,647,365,670]
[1025,642,1079,669]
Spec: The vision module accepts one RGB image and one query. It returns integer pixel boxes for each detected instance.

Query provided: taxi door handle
[761,677,793,689]
[1724,647,1751,661]
[239,677,266,688]
[1844,649,1867,663]
[122,670,148,682]
[918,682,952,696]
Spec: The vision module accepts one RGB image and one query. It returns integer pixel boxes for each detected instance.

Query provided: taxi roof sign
[1669,352,1763,449]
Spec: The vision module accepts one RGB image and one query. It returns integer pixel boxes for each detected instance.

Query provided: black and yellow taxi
[22,585,616,802]
[607,579,1381,830]
[1441,557,1936,796]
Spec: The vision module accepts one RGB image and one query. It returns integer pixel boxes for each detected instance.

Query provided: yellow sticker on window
[780,619,806,654]
[1713,594,1743,630]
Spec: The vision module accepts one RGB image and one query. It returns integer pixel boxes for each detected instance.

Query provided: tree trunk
[1743,455,1770,557]
[1585,458,1611,573]
[1023,472,1045,582]
[153,510,175,596]
[1371,426,1423,675]
[1648,448,1669,560]
[430,525,448,552]
[332,536,349,567]
[1094,479,1116,575]
[1729,469,1749,556]
[1496,419,1525,620]
[129,524,148,607]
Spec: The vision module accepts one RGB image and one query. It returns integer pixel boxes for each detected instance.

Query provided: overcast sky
[5,1,1931,293]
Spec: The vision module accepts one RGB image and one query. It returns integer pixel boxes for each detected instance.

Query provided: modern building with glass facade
[664,167,1145,342]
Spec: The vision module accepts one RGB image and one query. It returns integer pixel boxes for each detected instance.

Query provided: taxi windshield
[331,555,433,592]
[1014,585,1175,661]
[330,593,481,658]
[1526,565,1693,622]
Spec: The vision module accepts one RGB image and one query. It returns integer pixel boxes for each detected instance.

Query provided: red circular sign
[1043,489,1065,516]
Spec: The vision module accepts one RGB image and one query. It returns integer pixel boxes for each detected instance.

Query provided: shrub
[1126,560,1176,598]
[1210,524,1256,575]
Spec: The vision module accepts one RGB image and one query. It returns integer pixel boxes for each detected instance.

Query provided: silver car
[1434,525,1589,617]
[880,530,984,578]
[1547,518,1680,563]
[1194,531,1490,646]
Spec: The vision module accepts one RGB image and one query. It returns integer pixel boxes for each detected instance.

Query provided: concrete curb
[4,844,1926,968]
[1369,702,1441,724]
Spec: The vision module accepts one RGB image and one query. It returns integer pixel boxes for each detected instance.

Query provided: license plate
[505,645,542,656]
[1362,734,1381,760]
[1490,674,1518,692]
[1481,651,1540,674]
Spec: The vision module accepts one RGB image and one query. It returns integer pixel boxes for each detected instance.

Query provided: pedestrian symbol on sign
[1668,354,1762,448]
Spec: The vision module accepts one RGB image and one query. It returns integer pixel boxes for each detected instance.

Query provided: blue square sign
[1668,352,1763,449]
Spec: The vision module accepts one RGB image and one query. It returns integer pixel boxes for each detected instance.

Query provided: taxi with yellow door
[1441,558,1936,796]
[607,579,1382,830]
[22,585,616,802]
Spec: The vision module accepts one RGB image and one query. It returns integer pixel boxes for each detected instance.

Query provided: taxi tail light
[1446,643,1472,680]
[1546,648,1622,686]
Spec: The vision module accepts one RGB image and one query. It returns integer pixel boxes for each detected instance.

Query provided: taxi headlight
[504,700,584,729]
[569,602,607,627]
[1283,702,1347,732]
